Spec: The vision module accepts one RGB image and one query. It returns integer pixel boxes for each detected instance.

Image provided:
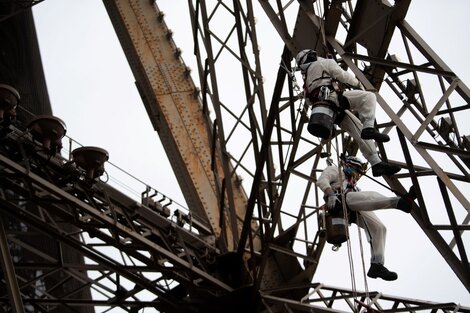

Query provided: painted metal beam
[102,0,248,250]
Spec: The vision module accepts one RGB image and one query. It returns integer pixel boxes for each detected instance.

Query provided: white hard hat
[295,49,317,66]
[342,155,368,177]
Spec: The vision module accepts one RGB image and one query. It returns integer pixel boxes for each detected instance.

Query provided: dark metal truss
[0,123,232,312]
[186,0,470,306]
[1,112,468,312]
[261,283,470,313]
[0,0,45,23]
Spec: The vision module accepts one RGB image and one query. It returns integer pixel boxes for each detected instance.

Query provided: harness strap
[306,86,351,126]
[307,70,332,88]
[330,188,358,224]
[306,85,334,103]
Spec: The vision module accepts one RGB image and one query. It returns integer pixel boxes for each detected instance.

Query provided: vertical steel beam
[0,216,25,313]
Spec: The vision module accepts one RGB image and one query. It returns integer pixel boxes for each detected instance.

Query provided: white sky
[32,0,470,308]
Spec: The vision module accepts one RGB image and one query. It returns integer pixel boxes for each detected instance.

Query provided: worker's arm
[317,166,340,209]
[325,59,360,88]
[323,186,335,195]
[317,165,339,192]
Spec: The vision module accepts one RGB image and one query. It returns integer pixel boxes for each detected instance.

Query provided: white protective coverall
[303,57,382,166]
[317,165,401,264]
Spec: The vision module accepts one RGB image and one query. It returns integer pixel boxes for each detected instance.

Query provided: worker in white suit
[296,49,400,177]
[317,155,416,281]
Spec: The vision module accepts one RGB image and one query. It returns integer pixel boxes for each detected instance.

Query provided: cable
[334,135,358,300]
[356,216,370,304]
[281,57,313,174]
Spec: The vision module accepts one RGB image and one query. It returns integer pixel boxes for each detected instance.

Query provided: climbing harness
[306,87,334,138]
[304,71,352,139]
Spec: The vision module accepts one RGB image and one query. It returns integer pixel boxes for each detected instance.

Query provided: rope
[356,216,371,303]
[333,133,374,309]
[334,132,373,308]
[333,135,358,301]
[280,58,312,169]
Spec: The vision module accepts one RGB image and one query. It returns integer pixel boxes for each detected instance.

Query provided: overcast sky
[32,0,469,309]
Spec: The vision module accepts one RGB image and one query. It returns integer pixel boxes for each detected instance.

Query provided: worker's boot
[396,186,417,213]
[371,162,401,177]
[367,263,398,281]
[361,127,390,143]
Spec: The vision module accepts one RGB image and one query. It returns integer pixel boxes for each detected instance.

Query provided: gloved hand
[325,192,339,210]
[356,80,365,90]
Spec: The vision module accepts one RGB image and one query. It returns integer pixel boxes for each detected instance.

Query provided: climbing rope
[330,134,377,310]
[279,57,313,167]
[333,135,358,301]
[356,217,371,303]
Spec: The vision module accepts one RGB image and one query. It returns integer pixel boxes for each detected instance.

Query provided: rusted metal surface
[103,0,248,249]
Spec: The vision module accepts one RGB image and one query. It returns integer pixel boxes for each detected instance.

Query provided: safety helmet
[296,49,317,69]
[341,155,368,180]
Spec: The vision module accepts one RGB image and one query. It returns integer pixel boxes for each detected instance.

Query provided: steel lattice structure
[0,0,45,22]
[0,0,469,312]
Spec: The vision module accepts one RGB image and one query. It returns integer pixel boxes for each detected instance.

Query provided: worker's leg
[342,90,376,129]
[356,211,398,281]
[343,90,390,143]
[339,111,400,176]
[346,190,414,213]
[346,191,399,212]
[355,211,386,264]
[339,111,381,166]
